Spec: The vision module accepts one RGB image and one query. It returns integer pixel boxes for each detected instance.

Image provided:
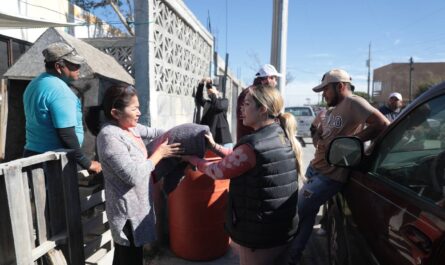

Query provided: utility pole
[270,0,288,95]
[409,57,414,103]
[134,0,152,125]
[366,42,371,99]
[222,53,229,98]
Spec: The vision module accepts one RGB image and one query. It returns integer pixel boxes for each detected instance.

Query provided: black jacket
[226,123,299,249]
[195,83,232,144]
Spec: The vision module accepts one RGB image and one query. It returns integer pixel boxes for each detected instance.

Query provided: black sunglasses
[61,60,81,71]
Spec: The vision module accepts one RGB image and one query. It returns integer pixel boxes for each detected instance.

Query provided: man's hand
[89,160,102,174]
[355,110,390,142]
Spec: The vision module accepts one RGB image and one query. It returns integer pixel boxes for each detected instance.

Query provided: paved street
[146,139,328,265]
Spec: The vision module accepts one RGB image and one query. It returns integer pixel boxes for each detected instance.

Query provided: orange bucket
[168,154,230,260]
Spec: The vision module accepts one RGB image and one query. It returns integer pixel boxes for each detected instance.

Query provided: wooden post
[3,165,33,264]
[0,79,8,160]
[46,156,68,237]
[0,166,15,264]
[60,152,85,265]
[31,167,49,244]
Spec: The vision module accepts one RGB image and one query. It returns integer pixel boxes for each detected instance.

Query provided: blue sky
[183,0,445,106]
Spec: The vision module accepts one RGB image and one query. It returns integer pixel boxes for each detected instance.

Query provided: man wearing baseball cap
[236,64,282,141]
[23,42,101,174]
[288,68,389,264]
[379,92,403,122]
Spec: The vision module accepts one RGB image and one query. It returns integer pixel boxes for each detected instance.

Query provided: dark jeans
[113,221,143,265]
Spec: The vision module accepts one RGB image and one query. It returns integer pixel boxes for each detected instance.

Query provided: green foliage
[414,81,439,99]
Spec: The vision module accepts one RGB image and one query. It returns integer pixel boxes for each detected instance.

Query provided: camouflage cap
[42,42,85,65]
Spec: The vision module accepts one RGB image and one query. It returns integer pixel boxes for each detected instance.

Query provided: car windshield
[285,107,313,116]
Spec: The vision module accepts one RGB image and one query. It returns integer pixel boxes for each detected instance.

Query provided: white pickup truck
[284,106,316,147]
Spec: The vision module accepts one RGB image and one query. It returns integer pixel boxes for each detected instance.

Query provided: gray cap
[42,42,85,65]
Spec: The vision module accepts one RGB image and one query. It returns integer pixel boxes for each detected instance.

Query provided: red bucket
[168,154,230,260]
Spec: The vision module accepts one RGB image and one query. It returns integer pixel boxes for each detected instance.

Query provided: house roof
[0,11,81,29]
[4,27,134,85]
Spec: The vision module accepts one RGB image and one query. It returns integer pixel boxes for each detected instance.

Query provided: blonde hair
[248,85,303,176]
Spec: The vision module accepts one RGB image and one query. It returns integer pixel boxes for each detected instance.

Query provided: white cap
[388,92,402,101]
[255,64,283,78]
[312,69,354,92]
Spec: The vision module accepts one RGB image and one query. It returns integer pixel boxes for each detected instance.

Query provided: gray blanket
[146,123,210,193]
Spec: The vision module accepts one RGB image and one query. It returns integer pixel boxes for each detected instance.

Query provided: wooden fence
[0,79,7,160]
[0,151,112,265]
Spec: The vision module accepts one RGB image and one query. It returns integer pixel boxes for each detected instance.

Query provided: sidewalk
[144,142,328,265]
[144,213,328,265]
[145,241,239,265]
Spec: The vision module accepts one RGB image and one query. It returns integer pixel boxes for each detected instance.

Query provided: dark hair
[44,60,63,70]
[252,76,263,85]
[102,85,137,121]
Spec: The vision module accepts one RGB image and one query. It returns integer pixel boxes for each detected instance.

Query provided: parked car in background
[325,81,445,265]
[285,106,316,147]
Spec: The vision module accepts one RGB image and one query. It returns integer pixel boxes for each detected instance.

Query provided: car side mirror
[327,137,364,167]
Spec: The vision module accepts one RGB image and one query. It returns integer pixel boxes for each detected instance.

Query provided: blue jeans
[288,165,344,264]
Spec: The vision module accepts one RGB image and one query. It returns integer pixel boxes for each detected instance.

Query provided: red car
[326,82,445,265]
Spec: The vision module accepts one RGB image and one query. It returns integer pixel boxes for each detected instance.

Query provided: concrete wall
[146,0,244,133]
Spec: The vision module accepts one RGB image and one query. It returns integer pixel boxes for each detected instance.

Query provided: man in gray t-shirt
[288,69,390,264]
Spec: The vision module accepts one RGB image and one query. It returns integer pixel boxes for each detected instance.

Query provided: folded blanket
[147,123,210,193]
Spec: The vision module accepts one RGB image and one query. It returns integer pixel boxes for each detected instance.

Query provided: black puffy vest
[226,123,299,249]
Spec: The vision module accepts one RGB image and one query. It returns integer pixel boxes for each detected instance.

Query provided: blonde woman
[183,84,302,265]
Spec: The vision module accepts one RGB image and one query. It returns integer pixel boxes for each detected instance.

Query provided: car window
[285,107,314,117]
[371,95,445,207]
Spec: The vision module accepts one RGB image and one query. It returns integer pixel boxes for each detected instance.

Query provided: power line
[225,0,228,55]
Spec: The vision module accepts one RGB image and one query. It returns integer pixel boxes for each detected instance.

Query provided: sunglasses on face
[60,60,81,71]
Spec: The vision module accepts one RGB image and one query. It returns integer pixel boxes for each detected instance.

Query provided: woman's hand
[207,87,218,95]
[157,139,183,158]
[205,133,216,149]
[149,139,183,166]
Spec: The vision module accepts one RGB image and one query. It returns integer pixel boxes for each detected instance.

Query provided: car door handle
[401,225,433,254]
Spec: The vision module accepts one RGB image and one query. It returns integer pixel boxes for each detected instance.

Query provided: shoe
[315,228,326,236]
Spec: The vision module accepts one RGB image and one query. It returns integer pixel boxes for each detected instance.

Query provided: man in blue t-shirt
[23,42,101,174]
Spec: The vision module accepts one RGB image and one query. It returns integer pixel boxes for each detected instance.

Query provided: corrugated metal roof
[4,27,134,85]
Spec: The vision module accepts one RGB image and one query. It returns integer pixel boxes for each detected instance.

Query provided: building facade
[373,62,445,104]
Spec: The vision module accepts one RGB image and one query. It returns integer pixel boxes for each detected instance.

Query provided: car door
[345,94,445,265]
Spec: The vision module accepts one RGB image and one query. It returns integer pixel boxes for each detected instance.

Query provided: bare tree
[246,51,295,85]
[71,0,134,35]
